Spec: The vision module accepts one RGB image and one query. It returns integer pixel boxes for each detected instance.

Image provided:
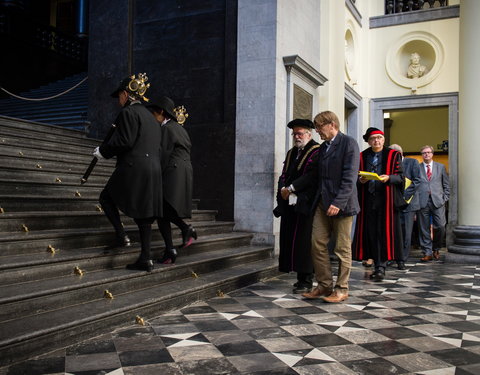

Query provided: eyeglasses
[291,132,309,137]
[421,151,433,154]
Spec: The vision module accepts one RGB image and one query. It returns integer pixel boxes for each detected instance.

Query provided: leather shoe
[397,261,406,270]
[433,250,440,260]
[323,290,348,303]
[158,248,177,264]
[126,260,153,272]
[181,225,198,248]
[420,255,433,262]
[370,270,385,281]
[302,286,332,299]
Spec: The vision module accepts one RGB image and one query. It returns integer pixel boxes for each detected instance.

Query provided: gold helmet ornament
[174,105,189,125]
[111,72,151,102]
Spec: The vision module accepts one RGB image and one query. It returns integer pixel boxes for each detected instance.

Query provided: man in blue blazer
[417,145,450,261]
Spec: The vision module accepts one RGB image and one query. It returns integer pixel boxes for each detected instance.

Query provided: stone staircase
[0,116,278,367]
[0,73,88,131]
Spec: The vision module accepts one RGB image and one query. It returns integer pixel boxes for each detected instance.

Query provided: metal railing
[385,0,448,14]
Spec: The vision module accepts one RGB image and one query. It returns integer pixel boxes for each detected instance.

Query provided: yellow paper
[359,171,382,181]
[404,177,413,204]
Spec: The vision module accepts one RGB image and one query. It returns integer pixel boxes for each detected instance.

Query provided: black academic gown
[275,139,319,274]
[353,147,404,262]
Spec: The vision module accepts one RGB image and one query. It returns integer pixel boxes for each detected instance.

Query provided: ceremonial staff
[80,124,116,184]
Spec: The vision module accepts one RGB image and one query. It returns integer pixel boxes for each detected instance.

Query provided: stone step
[0,195,199,213]
[0,121,99,147]
[0,232,253,284]
[0,220,234,255]
[0,209,217,233]
[0,179,104,197]
[0,256,278,367]
[0,116,90,139]
[0,153,115,175]
[0,100,88,114]
[0,243,266,318]
[0,131,96,155]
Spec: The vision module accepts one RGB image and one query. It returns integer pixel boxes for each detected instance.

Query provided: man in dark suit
[390,144,423,269]
[94,73,163,272]
[147,97,196,264]
[285,111,360,303]
[274,119,319,294]
[417,145,450,261]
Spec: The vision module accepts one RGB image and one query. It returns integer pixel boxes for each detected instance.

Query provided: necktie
[426,164,432,181]
[325,141,331,152]
[368,154,379,194]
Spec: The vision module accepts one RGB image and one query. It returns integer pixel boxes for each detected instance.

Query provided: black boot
[158,248,177,264]
[181,225,197,248]
[126,259,154,272]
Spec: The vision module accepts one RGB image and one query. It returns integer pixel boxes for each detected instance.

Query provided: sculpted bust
[407,52,427,78]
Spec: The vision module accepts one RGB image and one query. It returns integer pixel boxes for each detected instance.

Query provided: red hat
[363,127,384,142]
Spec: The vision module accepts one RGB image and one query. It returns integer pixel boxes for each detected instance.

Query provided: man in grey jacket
[390,144,422,269]
[417,145,450,261]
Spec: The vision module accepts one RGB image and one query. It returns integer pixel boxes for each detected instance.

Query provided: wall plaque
[293,84,313,120]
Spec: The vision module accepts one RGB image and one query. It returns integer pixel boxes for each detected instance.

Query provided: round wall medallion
[385,31,444,89]
[345,22,358,85]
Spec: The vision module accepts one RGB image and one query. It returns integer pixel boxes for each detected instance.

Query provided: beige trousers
[311,205,353,291]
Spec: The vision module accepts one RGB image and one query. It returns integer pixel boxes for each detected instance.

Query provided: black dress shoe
[397,261,406,270]
[158,248,177,264]
[126,260,154,272]
[104,235,132,252]
[370,270,385,281]
[181,225,197,248]
[293,285,312,294]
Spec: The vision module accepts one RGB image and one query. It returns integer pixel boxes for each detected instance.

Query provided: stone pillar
[234,0,277,244]
[446,0,480,263]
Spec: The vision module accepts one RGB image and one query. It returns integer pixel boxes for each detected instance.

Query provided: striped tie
[426,164,432,181]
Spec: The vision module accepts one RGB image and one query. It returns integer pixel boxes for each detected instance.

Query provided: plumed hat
[146,96,176,120]
[110,73,150,101]
[287,119,314,129]
[362,127,384,142]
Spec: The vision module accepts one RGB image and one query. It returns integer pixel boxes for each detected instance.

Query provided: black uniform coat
[161,120,193,218]
[274,139,319,274]
[353,147,404,262]
[100,102,163,219]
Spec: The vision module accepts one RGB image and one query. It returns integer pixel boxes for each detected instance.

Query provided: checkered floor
[2,260,480,375]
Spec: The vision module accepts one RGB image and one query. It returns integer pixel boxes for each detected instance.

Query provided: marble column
[446,0,480,263]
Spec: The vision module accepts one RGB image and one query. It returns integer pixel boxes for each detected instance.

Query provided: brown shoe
[302,286,332,299]
[433,250,440,260]
[323,290,348,303]
[420,255,433,262]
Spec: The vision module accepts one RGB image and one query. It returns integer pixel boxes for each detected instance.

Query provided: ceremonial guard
[147,97,196,264]
[274,119,319,293]
[94,73,162,272]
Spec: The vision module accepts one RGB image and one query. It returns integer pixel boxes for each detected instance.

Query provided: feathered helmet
[111,73,150,102]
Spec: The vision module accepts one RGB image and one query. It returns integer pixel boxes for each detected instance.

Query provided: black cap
[287,119,314,129]
[362,127,384,142]
[110,76,132,98]
[146,96,176,120]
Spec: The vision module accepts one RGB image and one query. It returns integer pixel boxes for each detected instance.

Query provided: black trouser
[134,217,155,262]
[297,272,313,287]
[99,189,125,238]
[157,201,189,250]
